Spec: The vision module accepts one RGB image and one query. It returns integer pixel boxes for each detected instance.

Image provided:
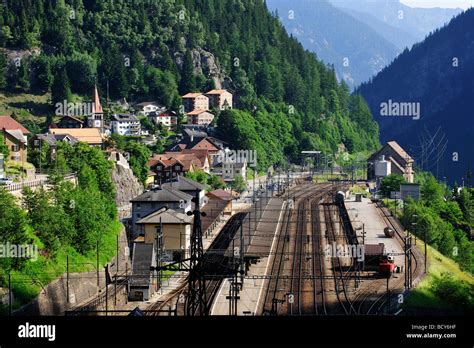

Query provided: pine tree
[51,68,72,105]
[0,53,7,90]
[6,63,18,91]
[18,61,30,91]
[179,50,196,94]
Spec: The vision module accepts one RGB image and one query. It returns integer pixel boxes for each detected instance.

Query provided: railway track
[146,213,246,315]
[352,200,424,315]
[262,183,335,315]
[323,202,356,315]
[310,196,327,315]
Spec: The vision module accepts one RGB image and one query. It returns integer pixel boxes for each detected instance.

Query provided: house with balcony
[130,187,193,237]
[186,109,214,126]
[0,115,30,163]
[212,158,248,183]
[135,102,166,116]
[111,114,141,136]
[149,111,178,130]
[149,157,186,184]
[205,89,233,110]
[182,93,209,113]
[57,115,84,129]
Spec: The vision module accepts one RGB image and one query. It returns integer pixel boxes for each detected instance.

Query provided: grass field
[0,92,51,121]
[404,240,474,310]
[0,220,123,312]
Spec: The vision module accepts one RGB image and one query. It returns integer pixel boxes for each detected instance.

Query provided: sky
[400,0,474,9]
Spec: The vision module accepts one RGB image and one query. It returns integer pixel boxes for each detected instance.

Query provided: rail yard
[139,175,425,317]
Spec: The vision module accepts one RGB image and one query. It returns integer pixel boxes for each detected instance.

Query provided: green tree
[0,188,30,270]
[185,170,208,186]
[101,45,129,99]
[146,67,180,109]
[232,175,246,193]
[51,68,72,105]
[380,174,405,198]
[0,133,10,159]
[18,61,30,91]
[208,174,226,190]
[421,174,444,207]
[6,63,18,91]
[31,55,53,92]
[69,187,111,254]
[48,148,70,186]
[22,187,73,253]
[124,141,151,185]
[66,52,97,94]
[28,140,50,171]
[0,53,7,89]
[179,50,196,94]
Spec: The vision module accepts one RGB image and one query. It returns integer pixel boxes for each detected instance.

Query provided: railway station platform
[345,196,404,267]
[211,197,286,315]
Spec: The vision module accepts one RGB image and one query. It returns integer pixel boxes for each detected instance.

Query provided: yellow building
[136,208,193,261]
[0,115,30,163]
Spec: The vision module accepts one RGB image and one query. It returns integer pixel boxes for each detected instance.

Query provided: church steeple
[92,84,103,114]
[88,85,104,130]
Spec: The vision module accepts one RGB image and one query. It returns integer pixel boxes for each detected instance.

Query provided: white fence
[4,174,77,192]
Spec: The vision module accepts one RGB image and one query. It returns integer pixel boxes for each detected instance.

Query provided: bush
[380,173,405,198]
[432,273,474,312]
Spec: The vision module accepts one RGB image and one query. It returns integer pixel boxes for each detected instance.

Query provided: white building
[135,102,166,117]
[212,155,247,183]
[111,114,141,136]
[149,111,178,130]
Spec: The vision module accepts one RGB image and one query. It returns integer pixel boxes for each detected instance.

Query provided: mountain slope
[330,0,463,42]
[358,9,474,183]
[338,7,418,50]
[0,0,380,168]
[266,0,399,89]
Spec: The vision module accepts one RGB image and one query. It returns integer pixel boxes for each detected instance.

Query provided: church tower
[88,85,104,131]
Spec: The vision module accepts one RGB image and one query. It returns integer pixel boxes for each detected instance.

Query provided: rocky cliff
[111,163,143,218]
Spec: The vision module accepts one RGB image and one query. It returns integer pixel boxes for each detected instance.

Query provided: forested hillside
[358,8,474,183]
[266,0,399,90]
[0,0,379,169]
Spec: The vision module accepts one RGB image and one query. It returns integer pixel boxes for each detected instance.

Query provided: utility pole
[239,218,245,286]
[8,272,12,316]
[115,234,119,306]
[404,235,412,290]
[96,240,100,287]
[386,275,390,314]
[186,190,207,316]
[362,223,365,245]
[156,218,164,292]
[424,229,427,274]
[66,255,69,303]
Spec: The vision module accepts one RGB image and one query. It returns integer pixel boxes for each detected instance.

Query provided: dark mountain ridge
[358,8,474,183]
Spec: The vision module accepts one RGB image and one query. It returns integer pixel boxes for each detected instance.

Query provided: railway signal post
[186,190,207,316]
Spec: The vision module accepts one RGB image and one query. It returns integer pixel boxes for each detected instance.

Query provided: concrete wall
[13,228,131,315]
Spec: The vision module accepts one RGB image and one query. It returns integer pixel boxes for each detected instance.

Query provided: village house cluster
[1,85,246,302]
